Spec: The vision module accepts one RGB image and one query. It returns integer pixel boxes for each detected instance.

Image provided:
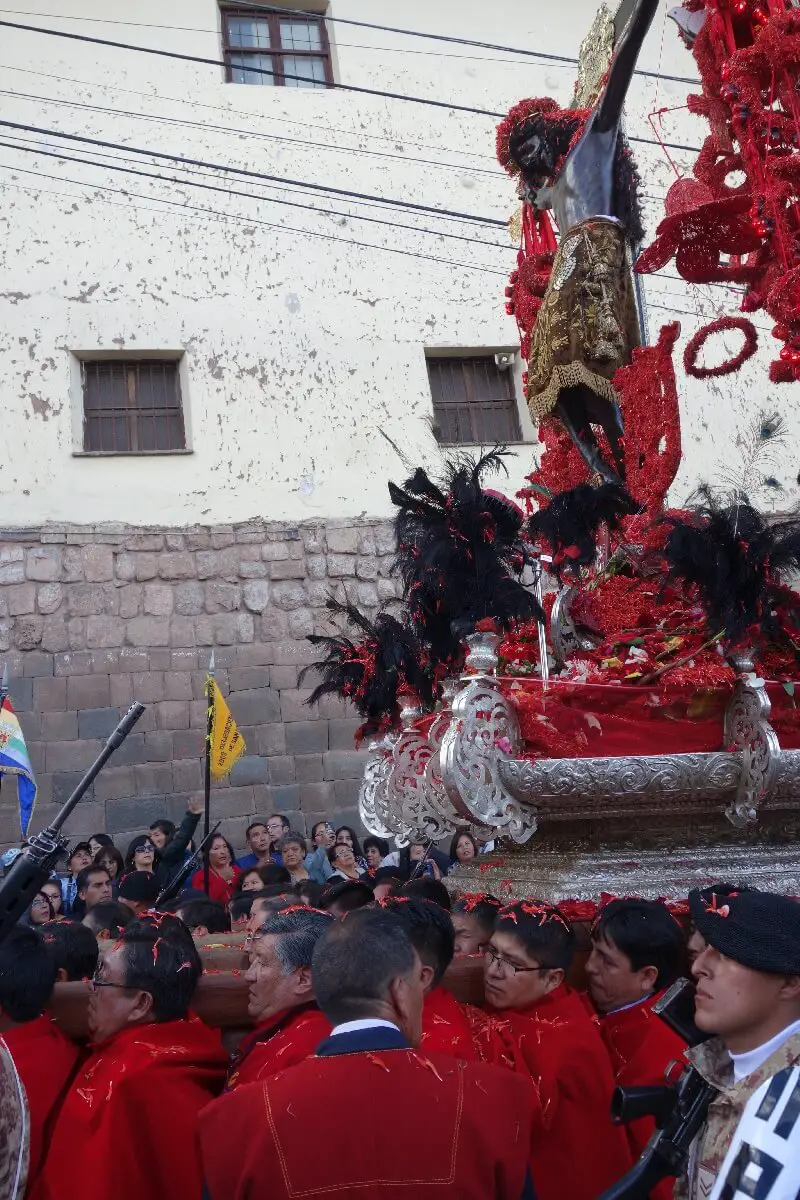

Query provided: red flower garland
[683,315,758,379]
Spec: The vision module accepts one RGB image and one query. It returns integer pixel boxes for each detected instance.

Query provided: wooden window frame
[220,6,334,88]
[80,358,187,455]
[427,354,524,447]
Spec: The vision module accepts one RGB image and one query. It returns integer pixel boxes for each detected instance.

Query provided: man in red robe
[0,928,80,1194]
[380,895,476,1059]
[201,906,537,1198]
[35,913,226,1200]
[586,898,687,1198]
[475,900,632,1200]
[227,906,333,1089]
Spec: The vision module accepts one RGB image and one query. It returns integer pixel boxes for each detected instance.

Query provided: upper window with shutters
[220,6,334,88]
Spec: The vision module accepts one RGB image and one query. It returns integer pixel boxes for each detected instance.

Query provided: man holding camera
[676,886,800,1200]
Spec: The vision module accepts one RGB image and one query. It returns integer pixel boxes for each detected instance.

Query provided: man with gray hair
[202,907,537,1199]
[226,905,333,1090]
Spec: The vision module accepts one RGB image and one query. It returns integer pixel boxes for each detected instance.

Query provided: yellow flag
[208,677,246,778]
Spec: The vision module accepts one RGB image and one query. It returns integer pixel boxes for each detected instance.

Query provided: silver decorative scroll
[439,632,538,843]
[550,585,596,663]
[723,674,779,827]
[358,733,396,839]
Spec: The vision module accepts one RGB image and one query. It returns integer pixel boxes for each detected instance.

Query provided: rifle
[0,702,146,944]
[155,820,221,907]
[596,978,719,1200]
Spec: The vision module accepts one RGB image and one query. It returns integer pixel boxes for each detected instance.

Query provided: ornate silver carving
[440,633,537,843]
[358,734,396,839]
[723,675,779,827]
[499,751,742,820]
[550,586,596,663]
[385,700,453,846]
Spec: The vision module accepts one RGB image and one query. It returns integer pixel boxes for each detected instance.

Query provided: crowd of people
[0,804,799,1200]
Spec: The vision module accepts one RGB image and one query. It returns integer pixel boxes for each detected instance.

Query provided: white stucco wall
[0,0,796,527]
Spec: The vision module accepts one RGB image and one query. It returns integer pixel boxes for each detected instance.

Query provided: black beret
[689,886,800,974]
[118,870,160,903]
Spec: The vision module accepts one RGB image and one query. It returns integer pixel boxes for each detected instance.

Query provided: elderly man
[227,906,333,1089]
[35,914,227,1200]
[201,907,537,1199]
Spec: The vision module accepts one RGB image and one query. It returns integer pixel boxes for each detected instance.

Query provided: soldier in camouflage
[675,886,800,1200]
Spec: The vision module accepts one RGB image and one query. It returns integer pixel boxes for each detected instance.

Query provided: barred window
[427,355,523,445]
[221,6,333,88]
[81,360,186,454]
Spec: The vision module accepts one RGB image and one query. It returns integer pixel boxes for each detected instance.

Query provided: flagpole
[203,650,214,897]
[0,665,8,802]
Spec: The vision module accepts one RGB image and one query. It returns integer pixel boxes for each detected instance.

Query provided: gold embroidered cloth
[526,216,640,422]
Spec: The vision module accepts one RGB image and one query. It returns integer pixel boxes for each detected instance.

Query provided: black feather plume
[389,449,544,666]
[300,600,434,737]
[527,483,639,577]
[663,490,800,644]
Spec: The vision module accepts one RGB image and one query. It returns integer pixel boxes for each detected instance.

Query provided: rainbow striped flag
[0,695,37,836]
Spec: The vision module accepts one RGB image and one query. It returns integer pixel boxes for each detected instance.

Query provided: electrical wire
[0,63,501,164]
[0,18,505,118]
[0,160,512,276]
[0,134,512,251]
[0,118,510,228]
[0,87,505,179]
[0,7,702,85]
[209,0,703,84]
[0,16,707,143]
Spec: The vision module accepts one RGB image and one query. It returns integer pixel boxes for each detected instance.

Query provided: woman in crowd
[236,865,289,894]
[305,822,336,884]
[363,836,391,873]
[281,833,310,885]
[124,835,162,879]
[450,832,479,869]
[191,834,242,906]
[334,826,368,872]
[94,846,124,892]
[328,840,367,882]
[26,880,65,926]
[89,833,114,859]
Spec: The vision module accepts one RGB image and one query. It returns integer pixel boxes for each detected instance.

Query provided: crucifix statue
[500,0,658,484]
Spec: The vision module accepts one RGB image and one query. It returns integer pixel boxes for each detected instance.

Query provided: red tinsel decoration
[636,1,800,380]
[683,315,759,378]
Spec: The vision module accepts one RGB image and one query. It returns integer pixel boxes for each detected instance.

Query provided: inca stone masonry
[0,519,399,852]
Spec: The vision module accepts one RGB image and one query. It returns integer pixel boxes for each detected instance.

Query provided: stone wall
[0,518,399,853]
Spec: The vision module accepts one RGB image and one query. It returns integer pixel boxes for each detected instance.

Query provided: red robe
[226,1004,331,1089]
[473,984,632,1200]
[598,993,687,1200]
[418,987,477,1060]
[1,1015,80,1193]
[201,1047,535,1198]
[35,1015,227,1200]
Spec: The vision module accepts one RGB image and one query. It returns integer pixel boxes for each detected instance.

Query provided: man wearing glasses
[476,900,632,1200]
[35,914,227,1200]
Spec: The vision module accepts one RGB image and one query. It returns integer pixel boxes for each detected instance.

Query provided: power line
[222,1,703,85]
[0,63,502,164]
[0,160,511,277]
[0,135,512,251]
[0,87,504,179]
[0,118,510,229]
[0,18,505,119]
[0,7,702,85]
